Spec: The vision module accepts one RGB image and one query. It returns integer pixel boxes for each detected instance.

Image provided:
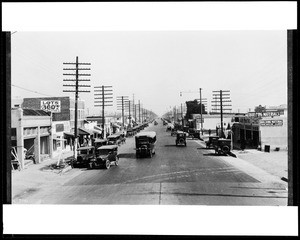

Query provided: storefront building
[22,97,85,156]
[259,105,288,151]
[11,108,52,170]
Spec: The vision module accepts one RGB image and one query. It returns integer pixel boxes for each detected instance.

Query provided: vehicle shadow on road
[118,153,136,159]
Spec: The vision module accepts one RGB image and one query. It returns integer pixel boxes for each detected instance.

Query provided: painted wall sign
[260,120,283,126]
[262,110,284,117]
[41,100,61,113]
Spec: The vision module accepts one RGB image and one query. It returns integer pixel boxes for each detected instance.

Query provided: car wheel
[105,160,110,169]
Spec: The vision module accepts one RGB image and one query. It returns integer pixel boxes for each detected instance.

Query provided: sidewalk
[12,150,76,202]
[200,134,288,182]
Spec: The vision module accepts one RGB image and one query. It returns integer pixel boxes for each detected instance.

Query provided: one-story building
[11,108,52,169]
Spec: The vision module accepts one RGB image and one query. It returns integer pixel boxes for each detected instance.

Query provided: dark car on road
[175,131,187,146]
[72,146,96,168]
[135,131,157,158]
[89,145,119,169]
[214,139,231,155]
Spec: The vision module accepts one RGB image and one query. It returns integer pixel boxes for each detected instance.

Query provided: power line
[11,84,53,97]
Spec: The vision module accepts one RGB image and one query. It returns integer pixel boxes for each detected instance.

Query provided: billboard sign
[41,100,61,113]
[260,120,283,126]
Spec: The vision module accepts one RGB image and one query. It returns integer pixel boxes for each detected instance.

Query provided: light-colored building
[191,113,234,131]
[259,105,288,151]
[11,108,52,169]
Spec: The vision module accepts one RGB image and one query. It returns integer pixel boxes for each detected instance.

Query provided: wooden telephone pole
[211,90,232,137]
[94,86,113,138]
[117,96,129,127]
[63,56,91,158]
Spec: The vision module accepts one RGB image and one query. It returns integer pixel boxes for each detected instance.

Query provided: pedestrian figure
[208,129,211,136]
[240,138,246,151]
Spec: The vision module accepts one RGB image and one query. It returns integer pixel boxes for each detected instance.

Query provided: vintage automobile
[72,146,96,168]
[135,131,157,158]
[89,145,119,169]
[214,139,231,155]
[205,136,220,149]
[119,132,126,144]
[107,134,121,146]
[94,138,108,149]
[175,131,187,146]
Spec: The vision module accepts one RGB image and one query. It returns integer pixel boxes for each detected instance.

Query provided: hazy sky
[11,31,287,116]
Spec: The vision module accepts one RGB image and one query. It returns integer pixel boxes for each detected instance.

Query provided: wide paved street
[13,119,287,205]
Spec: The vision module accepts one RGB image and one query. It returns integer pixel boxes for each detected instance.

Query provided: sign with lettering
[260,120,283,126]
[41,100,61,113]
[262,110,284,117]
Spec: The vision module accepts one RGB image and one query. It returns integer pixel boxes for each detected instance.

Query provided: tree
[254,105,266,113]
[185,99,207,120]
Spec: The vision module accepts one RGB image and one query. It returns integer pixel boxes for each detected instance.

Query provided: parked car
[214,139,231,155]
[94,138,108,150]
[175,131,187,146]
[89,145,119,169]
[72,146,96,168]
[135,131,157,158]
[107,134,121,146]
[205,136,219,149]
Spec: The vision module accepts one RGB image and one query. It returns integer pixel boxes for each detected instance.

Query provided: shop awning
[94,126,102,131]
[78,128,94,135]
[64,132,74,137]
[92,128,102,135]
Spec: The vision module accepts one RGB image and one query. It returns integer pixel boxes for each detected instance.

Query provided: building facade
[11,108,52,169]
[259,105,288,151]
[22,96,85,156]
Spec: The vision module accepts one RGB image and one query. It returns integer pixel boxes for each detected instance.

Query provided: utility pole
[212,90,232,138]
[132,94,135,122]
[94,85,113,138]
[181,103,184,128]
[63,56,91,158]
[117,96,129,128]
[138,100,141,123]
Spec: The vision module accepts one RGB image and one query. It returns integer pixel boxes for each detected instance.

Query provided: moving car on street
[175,131,187,146]
[89,145,119,169]
[72,146,96,168]
[135,131,157,158]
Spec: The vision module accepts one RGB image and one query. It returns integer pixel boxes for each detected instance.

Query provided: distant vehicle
[214,139,231,155]
[72,146,96,168]
[107,134,122,146]
[135,131,157,158]
[89,145,119,169]
[175,131,187,146]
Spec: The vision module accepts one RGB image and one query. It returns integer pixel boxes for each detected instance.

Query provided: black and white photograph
[2,2,298,236]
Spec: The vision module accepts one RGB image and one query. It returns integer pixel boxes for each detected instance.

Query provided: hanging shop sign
[260,120,283,126]
[41,100,61,113]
